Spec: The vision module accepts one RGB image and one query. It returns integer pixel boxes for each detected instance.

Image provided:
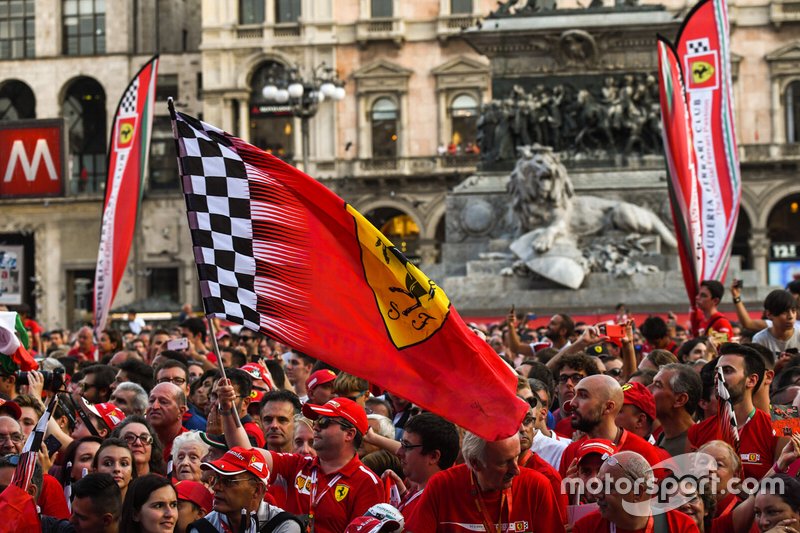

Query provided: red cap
[174,480,213,514]
[201,446,270,484]
[249,389,265,404]
[302,397,369,435]
[0,398,21,420]
[621,382,656,421]
[576,439,617,463]
[345,517,402,533]
[83,399,125,431]
[532,340,553,353]
[240,363,271,387]
[306,369,337,390]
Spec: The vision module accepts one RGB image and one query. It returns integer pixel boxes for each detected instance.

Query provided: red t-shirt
[555,417,576,440]
[162,425,190,466]
[406,464,565,533]
[559,429,665,479]
[38,473,69,519]
[67,346,95,362]
[701,312,733,340]
[573,509,699,533]
[520,450,567,524]
[269,451,384,533]
[688,409,777,480]
[398,487,424,525]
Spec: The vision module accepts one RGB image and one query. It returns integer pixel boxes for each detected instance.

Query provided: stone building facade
[0,0,799,328]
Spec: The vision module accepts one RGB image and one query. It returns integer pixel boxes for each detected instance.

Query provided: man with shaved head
[407,431,565,532]
[572,451,699,532]
[558,375,666,478]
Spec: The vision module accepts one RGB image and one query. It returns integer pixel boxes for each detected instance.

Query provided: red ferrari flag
[169,101,527,440]
[657,0,741,312]
[93,55,159,335]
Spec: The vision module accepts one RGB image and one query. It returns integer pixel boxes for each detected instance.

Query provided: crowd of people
[3,277,800,532]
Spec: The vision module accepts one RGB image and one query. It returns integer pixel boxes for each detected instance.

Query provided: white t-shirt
[753,327,800,354]
[530,429,571,470]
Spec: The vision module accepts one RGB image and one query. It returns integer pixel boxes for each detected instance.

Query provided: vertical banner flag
[169,101,528,441]
[657,0,741,308]
[93,56,159,335]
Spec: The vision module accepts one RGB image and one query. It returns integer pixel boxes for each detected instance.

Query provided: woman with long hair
[92,437,137,501]
[119,474,178,533]
[111,415,167,476]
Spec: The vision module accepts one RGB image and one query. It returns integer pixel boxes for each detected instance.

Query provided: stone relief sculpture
[477,75,663,163]
[505,146,677,288]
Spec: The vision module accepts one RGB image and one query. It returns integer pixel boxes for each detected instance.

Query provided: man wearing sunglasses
[218,386,384,533]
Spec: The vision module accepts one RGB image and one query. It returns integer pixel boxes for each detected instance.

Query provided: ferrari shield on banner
[93,56,159,335]
[657,0,741,305]
[169,101,528,441]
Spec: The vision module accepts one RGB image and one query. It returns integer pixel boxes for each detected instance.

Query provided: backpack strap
[260,511,308,533]
[187,518,220,533]
[652,512,669,533]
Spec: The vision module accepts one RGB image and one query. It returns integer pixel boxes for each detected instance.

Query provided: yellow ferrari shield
[119,122,134,144]
[691,60,714,84]
[334,484,349,502]
[346,204,450,349]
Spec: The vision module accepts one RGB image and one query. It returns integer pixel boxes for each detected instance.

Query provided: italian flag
[0,312,38,372]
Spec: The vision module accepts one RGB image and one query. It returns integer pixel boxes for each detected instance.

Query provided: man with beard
[508,312,575,357]
[551,354,600,437]
[516,395,567,523]
[688,343,787,480]
[557,375,664,479]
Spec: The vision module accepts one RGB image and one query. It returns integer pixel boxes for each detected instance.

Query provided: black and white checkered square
[120,78,139,115]
[686,39,710,55]
[173,110,261,331]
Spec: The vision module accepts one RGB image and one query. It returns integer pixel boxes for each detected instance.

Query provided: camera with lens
[16,368,66,392]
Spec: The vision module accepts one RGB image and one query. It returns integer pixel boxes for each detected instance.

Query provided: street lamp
[261,62,346,172]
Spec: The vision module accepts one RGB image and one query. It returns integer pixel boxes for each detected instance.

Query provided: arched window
[371,98,398,158]
[62,77,106,194]
[249,61,294,162]
[767,193,800,286]
[366,207,419,257]
[0,80,36,120]
[240,0,265,24]
[62,0,105,55]
[787,80,800,143]
[449,93,478,152]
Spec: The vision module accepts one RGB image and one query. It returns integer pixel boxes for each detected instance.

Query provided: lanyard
[737,408,756,437]
[308,467,342,533]
[470,471,512,533]
[609,515,653,533]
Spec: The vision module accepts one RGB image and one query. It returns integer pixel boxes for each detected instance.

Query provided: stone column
[749,228,770,285]
[239,99,251,143]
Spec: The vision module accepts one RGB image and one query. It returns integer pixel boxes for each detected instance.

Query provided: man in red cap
[561,439,616,505]
[218,387,385,533]
[614,382,657,444]
[189,446,302,533]
[175,480,213,533]
[307,369,337,406]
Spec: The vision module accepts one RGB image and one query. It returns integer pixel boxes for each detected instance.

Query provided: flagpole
[206,316,242,429]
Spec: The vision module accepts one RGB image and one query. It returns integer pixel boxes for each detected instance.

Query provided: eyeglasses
[399,440,425,452]
[315,416,354,431]
[123,433,154,446]
[0,433,23,444]
[605,455,644,484]
[210,476,257,488]
[157,377,187,385]
[522,414,535,426]
[345,391,367,402]
[604,369,622,377]
[79,382,99,391]
[558,373,585,384]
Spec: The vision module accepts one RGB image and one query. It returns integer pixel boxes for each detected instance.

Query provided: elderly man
[68,326,96,361]
[406,431,565,532]
[572,451,700,533]
[189,447,302,533]
[650,363,701,457]
[558,375,664,478]
[146,382,188,464]
[110,382,148,417]
[156,360,206,430]
[219,388,384,533]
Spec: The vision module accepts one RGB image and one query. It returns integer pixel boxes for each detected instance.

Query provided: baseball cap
[364,503,404,532]
[215,330,231,341]
[201,446,270,484]
[174,480,213,514]
[621,382,656,421]
[588,343,612,359]
[307,369,337,390]
[576,439,617,463]
[240,363,272,389]
[345,517,402,533]
[302,397,369,435]
[82,399,125,431]
[0,398,21,420]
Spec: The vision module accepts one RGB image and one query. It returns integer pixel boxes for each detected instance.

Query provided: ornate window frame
[766,42,800,144]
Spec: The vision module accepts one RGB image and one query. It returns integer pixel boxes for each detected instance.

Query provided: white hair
[115,382,148,416]
[461,431,488,470]
[367,414,395,439]
[171,430,210,467]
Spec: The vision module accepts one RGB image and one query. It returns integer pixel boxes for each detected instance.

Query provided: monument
[433,2,759,316]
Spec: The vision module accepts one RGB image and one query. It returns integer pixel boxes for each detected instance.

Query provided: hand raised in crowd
[381,469,407,498]
[764,518,799,533]
[506,308,518,329]
[214,378,237,412]
[575,325,606,348]
[620,319,635,346]
[38,442,53,472]
[776,433,800,472]
[730,278,742,300]
[25,370,46,405]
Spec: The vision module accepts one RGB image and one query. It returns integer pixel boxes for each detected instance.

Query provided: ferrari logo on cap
[346,204,450,350]
[334,484,349,502]
[248,455,264,472]
[621,383,632,391]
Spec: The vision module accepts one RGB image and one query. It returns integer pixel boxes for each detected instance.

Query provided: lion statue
[507,145,677,288]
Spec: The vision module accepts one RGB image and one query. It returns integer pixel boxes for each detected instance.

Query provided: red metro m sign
[0,120,66,198]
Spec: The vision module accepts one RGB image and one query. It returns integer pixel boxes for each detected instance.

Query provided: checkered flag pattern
[120,78,139,115]
[171,109,261,331]
[686,39,710,55]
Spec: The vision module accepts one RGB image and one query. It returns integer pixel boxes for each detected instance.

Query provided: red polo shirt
[406,464,565,533]
[559,429,665,479]
[573,509,699,533]
[269,451,384,533]
[520,449,567,523]
[688,409,777,480]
